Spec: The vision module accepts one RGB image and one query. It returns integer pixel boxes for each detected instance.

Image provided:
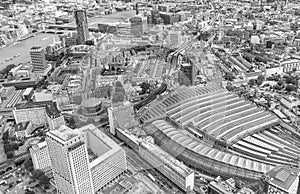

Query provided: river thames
[0,33,59,69]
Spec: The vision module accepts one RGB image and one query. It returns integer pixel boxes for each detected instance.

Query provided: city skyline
[0,0,300,194]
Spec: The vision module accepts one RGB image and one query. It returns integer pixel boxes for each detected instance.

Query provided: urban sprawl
[0,0,300,194]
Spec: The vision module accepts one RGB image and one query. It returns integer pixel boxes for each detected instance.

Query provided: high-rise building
[30,46,47,72]
[129,16,148,36]
[179,63,196,86]
[46,126,94,194]
[46,124,127,194]
[74,9,89,45]
[29,141,52,176]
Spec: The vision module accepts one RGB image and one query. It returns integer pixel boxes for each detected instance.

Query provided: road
[0,33,59,69]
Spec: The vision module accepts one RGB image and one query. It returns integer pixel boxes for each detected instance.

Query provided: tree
[23,159,33,171]
[25,190,35,194]
[285,84,297,92]
[39,174,50,186]
[256,75,265,85]
[2,131,9,142]
[32,169,44,180]
[6,151,14,159]
[224,72,235,81]
[140,82,151,94]
[248,79,257,86]
[285,76,297,85]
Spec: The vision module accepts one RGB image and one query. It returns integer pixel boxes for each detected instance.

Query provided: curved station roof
[141,85,300,180]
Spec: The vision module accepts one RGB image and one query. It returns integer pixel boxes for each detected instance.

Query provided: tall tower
[46,126,94,194]
[74,9,89,45]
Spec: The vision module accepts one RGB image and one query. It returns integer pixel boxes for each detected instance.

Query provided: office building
[46,126,94,194]
[30,141,52,176]
[179,63,196,86]
[13,101,64,128]
[139,140,194,192]
[168,31,182,47]
[264,166,300,194]
[14,121,33,139]
[74,9,89,45]
[30,46,47,72]
[129,16,148,36]
[46,124,127,193]
[108,102,137,135]
[78,124,127,192]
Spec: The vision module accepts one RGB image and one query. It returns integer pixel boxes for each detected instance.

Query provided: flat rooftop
[31,141,47,152]
[15,101,61,117]
[266,166,300,192]
[81,97,102,108]
[78,124,123,169]
[141,141,193,177]
[49,125,79,142]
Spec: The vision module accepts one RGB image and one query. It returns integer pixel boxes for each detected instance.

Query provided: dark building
[74,9,89,45]
[160,12,180,25]
[179,63,196,86]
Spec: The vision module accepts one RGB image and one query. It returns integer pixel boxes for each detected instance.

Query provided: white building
[168,31,182,48]
[280,96,300,109]
[139,141,194,192]
[78,124,127,192]
[281,59,300,72]
[46,124,127,194]
[29,141,52,176]
[13,101,65,128]
[46,126,94,194]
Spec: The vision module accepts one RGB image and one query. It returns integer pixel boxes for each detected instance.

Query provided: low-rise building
[280,96,300,109]
[14,121,33,139]
[139,140,194,192]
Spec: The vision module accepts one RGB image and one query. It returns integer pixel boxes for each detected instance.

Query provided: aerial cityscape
[0,0,300,194]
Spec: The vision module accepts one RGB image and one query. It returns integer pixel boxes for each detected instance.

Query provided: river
[0,33,59,70]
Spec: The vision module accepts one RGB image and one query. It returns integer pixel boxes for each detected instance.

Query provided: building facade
[74,9,89,45]
[46,126,94,194]
[129,16,148,36]
[30,141,52,176]
[30,46,47,72]
[78,124,127,192]
[168,31,182,48]
[139,141,194,192]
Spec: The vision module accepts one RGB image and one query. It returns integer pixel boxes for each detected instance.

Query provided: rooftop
[265,166,300,193]
[49,125,79,142]
[81,97,102,108]
[15,101,61,117]
[141,141,193,177]
[78,124,123,169]
[31,141,47,152]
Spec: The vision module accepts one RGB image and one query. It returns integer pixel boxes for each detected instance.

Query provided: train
[133,83,168,110]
